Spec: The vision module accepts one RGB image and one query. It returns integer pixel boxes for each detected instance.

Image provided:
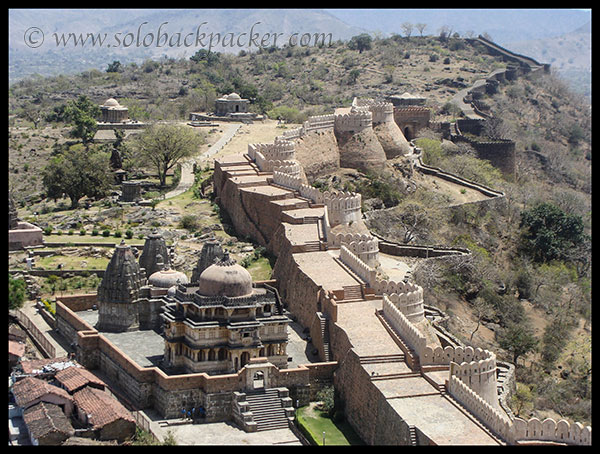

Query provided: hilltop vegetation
[8,34,591,425]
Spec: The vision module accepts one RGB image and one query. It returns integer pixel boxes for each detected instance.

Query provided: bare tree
[401,22,414,38]
[415,23,427,37]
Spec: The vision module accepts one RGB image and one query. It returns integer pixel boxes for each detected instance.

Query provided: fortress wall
[339,245,377,285]
[382,294,427,356]
[271,248,323,331]
[447,375,512,441]
[386,290,425,324]
[335,127,388,172]
[452,135,516,177]
[512,417,591,445]
[291,127,340,181]
[334,110,372,133]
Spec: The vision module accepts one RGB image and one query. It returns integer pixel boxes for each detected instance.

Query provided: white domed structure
[148,268,189,289]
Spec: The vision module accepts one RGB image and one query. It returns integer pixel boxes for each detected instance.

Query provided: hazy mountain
[9,8,366,82]
[324,8,591,45]
[9,8,591,89]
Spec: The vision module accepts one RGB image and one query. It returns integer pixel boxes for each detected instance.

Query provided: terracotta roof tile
[12,376,73,409]
[9,340,26,357]
[73,387,134,429]
[55,366,106,393]
[23,401,74,440]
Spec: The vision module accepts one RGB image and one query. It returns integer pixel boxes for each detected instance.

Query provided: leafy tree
[496,321,538,365]
[348,34,372,53]
[519,202,585,263]
[9,275,27,310]
[190,49,220,66]
[63,95,101,144]
[133,124,203,187]
[42,145,113,208]
[106,60,123,73]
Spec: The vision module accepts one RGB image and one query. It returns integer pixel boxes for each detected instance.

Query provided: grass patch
[296,404,364,446]
[43,234,142,245]
[245,257,272,281]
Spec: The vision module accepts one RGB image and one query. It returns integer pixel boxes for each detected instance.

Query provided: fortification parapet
[382,293,427,356]
[353,97,395,124]
[339,245,377,286]
[328,232,379,267]
[512,417,591,445]
[334,109,372,133]
[320,190,362,227]
[386,289,425,324]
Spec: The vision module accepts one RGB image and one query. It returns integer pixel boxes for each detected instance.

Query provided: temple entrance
[240,352,250,368]
[252,371,264,390]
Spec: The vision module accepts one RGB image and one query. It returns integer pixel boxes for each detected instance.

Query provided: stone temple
[161,252,290,375]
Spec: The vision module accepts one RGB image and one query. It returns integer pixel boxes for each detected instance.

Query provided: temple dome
[197,253,252,297]
[103,98,121,107]
[148,268,189,289]
[225,92,241,100]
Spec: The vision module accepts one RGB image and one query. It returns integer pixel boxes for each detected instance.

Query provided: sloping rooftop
[54,366,106,394]
[12,376,73,409]
[72,387,135,429]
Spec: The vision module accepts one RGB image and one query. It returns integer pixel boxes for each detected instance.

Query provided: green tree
[133,124,203,187]
[42,145,113,208]
[348,34,373,53]
[9,275,27,310]
[519,202,586,263]
[63,95,101,144]
[496,322,538,365]
[106,60,123,73]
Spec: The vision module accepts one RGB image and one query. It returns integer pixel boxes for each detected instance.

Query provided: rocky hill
[8,33,591,426]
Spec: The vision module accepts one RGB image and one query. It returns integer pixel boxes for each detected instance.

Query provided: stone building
[215,92,249,116]
[191,240,224,282]
[161,253,290,375]
[139,229,171,278]
[95,241,144,332]
[99,98,129,123]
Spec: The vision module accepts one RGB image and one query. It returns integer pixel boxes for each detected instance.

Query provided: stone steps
[342,285,363,301]
[245,389,291,432]
[359,353,405,364]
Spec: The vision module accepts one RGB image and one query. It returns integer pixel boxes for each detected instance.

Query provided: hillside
[8,34,591,426]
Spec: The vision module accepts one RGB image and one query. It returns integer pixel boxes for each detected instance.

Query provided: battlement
[352,97,395,124]
[328,232,379,267]
[334,109,372,133]
[385,289,425,324]
[382,294,427,355]
[248,140,296,162]
[339,245,377,286]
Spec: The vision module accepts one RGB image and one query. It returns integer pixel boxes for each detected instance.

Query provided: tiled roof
[55,366,106,393]
[23,401,74,440]
[12,376,73,409]
[20,356,74,375]
[73,387,135,429]
[9,340,26,358]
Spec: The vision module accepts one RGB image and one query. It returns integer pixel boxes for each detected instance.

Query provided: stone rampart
[447,375,511,440]
[381,294,427,356]
[339,245,377,285]
[512,416,591,445]
[334,109,372,133]
[385,290,425,324]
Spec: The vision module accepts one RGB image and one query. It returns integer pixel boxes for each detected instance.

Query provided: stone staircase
[234,388,295,432]
[316,312,331,361]
[301,240,322,252]
[359,353,405,365]
[342,285,363,301]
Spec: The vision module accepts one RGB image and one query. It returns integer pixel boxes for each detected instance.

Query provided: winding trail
[164,123,241,199]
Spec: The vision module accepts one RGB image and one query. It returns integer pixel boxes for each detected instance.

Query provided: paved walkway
[18,300,70,358]
[165,123,241,199]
